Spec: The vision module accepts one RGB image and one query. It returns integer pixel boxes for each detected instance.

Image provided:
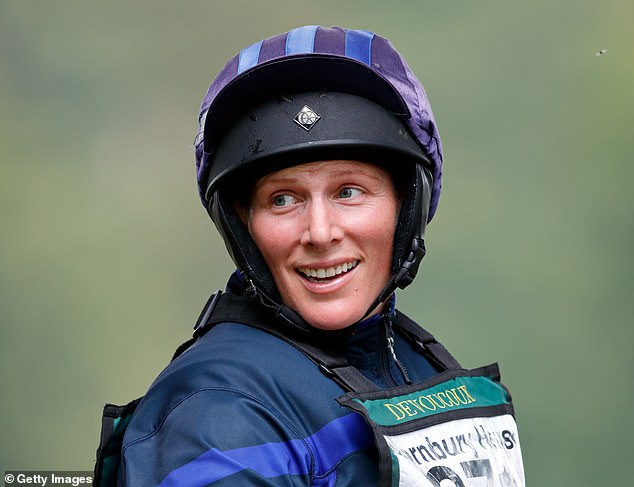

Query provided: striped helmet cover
[194,25,443,221]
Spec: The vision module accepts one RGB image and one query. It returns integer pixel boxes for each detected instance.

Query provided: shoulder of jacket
[123,322,333,443]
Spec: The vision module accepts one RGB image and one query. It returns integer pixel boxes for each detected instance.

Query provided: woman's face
[247,160,399,330]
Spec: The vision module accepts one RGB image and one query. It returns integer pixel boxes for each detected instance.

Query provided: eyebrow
[327,167,381,179]
[261,167,382,185]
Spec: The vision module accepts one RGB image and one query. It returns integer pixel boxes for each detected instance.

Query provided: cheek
[249,213,291,269]
[360,200,398,238]
[368,227,396,269]
[359,207,397,271]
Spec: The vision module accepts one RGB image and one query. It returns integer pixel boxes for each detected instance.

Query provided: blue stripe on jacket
[157,413,373,486]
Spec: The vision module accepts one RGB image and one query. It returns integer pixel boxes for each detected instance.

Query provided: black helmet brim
[203,91,429,200]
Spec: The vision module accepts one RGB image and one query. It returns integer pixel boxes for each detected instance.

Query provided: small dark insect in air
[595,49,607,56]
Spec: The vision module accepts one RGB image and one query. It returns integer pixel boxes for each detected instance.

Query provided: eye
[337,187,362,199]
[272,194,296,207]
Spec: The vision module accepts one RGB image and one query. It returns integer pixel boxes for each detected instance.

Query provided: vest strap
[174,291,461,394]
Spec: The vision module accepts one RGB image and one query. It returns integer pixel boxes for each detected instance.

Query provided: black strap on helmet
[359,164,432,320]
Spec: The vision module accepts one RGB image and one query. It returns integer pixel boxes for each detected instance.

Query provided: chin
[298,304,372,331]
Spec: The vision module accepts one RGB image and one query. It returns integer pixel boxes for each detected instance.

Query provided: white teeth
[299,260,358,279]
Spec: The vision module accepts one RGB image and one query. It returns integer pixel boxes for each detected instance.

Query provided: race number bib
[339,364,525,487]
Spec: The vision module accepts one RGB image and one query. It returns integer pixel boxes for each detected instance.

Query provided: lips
[297,260,359,280]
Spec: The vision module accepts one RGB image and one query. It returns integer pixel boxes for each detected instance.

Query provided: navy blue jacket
[119,277,440,486]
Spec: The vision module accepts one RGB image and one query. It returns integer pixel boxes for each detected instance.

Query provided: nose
[300,198,343,249]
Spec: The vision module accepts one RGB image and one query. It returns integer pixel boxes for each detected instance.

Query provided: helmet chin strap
[245,235,427,333]
[243,240,422,334]
[243,275,319,335]
[359,236,427,322]
[358,163,432,322]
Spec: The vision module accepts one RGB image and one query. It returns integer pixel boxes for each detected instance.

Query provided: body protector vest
[95,292,525,487]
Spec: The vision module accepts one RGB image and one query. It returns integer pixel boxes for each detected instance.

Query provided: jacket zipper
[382,317,412,386]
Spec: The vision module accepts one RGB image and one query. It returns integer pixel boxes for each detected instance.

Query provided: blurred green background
[1,0,632,484]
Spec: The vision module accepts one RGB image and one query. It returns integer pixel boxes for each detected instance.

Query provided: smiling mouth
[297,260,359,282]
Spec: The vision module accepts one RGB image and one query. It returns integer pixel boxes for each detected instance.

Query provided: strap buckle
[193,290,223,333]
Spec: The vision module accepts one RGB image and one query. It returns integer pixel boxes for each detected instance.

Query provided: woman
[97,26,525,487]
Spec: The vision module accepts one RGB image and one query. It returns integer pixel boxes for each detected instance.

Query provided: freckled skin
[247,160,399,330]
